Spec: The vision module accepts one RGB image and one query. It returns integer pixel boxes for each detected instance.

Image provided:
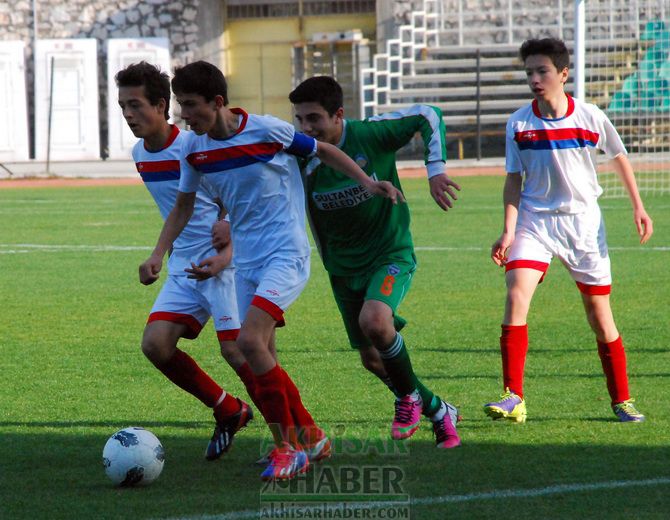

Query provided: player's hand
[185,255,228,281]
[491,233,514,267]
[139,255,163,285]
[634,208,653,244]
[429,173,461,211]
[368,180,406,204]
[211,219,231,251]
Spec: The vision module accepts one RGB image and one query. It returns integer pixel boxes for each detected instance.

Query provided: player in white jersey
[482,38,653,423]
[139,61,404,481]
[116,62,256,462]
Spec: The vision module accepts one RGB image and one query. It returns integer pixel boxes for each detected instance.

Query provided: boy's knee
[141,334,174,365]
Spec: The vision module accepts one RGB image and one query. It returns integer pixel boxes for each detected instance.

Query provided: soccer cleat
[612,399,646,422]
[483,388,527,423]
[432,401,461,449]
[391,393,423,440]
[257,429,332,465]
[260,444,310,481]
[304,433,332,462]
[205,398,253,460]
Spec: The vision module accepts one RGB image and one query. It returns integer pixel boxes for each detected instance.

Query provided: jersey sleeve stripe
[368,104,446,162]
[286,132,317,157]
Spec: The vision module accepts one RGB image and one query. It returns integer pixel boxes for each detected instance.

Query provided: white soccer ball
[102,427,165,486]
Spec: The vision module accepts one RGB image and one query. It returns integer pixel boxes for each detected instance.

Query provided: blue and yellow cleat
[483,388,527,423]
[612,399,645,422]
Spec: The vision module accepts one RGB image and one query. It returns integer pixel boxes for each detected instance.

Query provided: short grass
[1,176,668,519]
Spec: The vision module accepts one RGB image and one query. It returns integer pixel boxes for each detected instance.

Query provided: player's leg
[580,292,643,422]
[236,257,318,479]
[484,216,551,422]
[152,276,251,460]
[360,260,460,446]
[358,346,400,395]
[205,267,261,410]
[570,207,644,422]
[359,299,458,446]
[329,273,398,391]
[482,267,542,423]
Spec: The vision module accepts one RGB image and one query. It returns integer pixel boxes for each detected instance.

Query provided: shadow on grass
[1,426,669,520]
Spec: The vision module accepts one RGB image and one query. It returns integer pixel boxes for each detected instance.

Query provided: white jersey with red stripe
[506,95,627,213]
[133,125,221,276]
[178,108,318,269]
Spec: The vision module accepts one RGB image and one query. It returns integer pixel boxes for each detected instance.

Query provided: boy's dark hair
[519,38,570,71]
[171,61,229,105]
[289,76,343,116]
[115,61,170,120]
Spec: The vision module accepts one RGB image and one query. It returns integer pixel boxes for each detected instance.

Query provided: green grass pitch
[1,176,668,519]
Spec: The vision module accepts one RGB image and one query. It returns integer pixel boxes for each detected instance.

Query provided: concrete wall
[0,0,223,158]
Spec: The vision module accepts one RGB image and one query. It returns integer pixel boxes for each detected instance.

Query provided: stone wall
[0,0,220,158]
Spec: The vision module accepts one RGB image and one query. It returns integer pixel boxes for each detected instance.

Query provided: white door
[34,39,100,160]
[107,38,171,160]
[0,41,29,162]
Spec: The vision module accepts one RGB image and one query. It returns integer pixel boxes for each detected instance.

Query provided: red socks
[156,348,224,408]
[279,366,322,446]
[235,362,262,410]
[500,324,529,398]
[597,336,630,405]
[500,325,631,405]
[255,364,297,446]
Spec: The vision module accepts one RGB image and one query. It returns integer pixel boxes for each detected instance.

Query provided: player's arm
[491,173,522,266]
[315,141,405,204]
[211,217,230,252]
[610,153,653,244]
[186,218,233,281]
[139,191,196,285]
[367,104,460,210]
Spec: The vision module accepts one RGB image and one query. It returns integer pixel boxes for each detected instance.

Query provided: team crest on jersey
[354,153,368,169]
[387,264,400,276]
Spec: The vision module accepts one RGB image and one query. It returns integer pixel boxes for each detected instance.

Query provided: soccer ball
[102,427,165,486]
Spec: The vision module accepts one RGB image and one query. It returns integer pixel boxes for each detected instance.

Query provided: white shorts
[148,268,241,341]
[235,255,310,326]
[506,204,612,294]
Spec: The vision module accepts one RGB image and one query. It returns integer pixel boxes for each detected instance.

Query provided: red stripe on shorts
[251,295,285,325]
[576,281,611,295]
[505,259,550,283]
[216,328,240,341]
[147,312,203,339]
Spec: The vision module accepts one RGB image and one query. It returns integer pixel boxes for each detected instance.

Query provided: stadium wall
[0,0,221,159]
[223,15,375,121]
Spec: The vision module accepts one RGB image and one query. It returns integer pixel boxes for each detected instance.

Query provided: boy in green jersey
[289,76,461,448]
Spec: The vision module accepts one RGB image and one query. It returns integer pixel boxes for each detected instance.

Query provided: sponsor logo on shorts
[387,264,400,276]
[218,315,232,322]
[265,289,279,297]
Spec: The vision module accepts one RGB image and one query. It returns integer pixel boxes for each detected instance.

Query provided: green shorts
[329,255,416,349]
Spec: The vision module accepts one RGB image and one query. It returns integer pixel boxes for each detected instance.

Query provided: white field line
[414,246,670,252]
[154,476,670,520]
[0,243,151,254]
[1,243,669,255]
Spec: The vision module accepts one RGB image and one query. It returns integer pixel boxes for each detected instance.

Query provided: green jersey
[303,105,447,276]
